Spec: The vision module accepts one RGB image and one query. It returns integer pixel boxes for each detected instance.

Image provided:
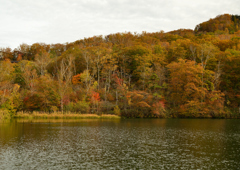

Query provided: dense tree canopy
[0,14,240,118]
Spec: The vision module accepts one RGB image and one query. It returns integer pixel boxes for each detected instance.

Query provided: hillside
[0,14,240,119]
[194,14,240,33]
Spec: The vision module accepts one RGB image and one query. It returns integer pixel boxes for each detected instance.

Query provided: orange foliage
[72,74,81,85]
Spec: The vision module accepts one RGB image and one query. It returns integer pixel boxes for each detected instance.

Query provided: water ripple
[0,119,240,169]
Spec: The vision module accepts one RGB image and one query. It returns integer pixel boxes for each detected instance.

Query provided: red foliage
[62,96,70,105]
[23,97,29,102]
[152,100,166,117]
[159,100,165,109]
[29,83,34,88]
[113,74,123,87]
[91,91,100,102]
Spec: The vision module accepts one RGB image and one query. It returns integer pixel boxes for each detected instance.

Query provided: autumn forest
[1,14,240,119]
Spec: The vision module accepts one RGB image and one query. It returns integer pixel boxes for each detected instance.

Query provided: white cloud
[0,0,239,49]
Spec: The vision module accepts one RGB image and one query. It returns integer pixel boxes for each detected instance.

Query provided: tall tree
[56,56,74,112]
[167,59,206,116]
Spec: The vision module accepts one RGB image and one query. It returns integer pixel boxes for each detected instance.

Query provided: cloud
[0,0,239,49]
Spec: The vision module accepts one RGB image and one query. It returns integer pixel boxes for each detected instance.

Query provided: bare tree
[198,43,217,104]
[56,56,74,112]
[35,51,51,76]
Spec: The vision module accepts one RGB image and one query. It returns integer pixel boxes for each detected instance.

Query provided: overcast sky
[0,0,239,49]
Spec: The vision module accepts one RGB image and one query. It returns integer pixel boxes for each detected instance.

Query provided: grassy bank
[15,118,122,123]
[14,111,121,119]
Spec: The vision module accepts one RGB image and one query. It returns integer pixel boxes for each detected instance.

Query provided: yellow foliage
[132,93,144,103]
[114,105,121,116]
[136,101,151,108]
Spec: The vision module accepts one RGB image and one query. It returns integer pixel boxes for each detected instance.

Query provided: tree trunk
[116,90,118,105]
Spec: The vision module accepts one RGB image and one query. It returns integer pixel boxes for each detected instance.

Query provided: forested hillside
[1,14,240,118]
[194,14,240,33]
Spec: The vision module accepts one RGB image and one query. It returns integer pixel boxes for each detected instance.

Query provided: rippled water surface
[1,119,240,169]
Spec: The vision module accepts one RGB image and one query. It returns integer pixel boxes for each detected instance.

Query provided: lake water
[0,119,240,169]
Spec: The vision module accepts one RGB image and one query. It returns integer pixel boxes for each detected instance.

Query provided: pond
[0,119,240,169]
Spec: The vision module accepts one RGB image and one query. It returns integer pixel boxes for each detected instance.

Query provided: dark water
[0,119,240,169]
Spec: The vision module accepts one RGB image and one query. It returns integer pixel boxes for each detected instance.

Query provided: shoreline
[1,111,240,121]
[14,112,121,119]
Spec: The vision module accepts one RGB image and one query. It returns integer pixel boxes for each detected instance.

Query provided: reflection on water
[1,119,240,169]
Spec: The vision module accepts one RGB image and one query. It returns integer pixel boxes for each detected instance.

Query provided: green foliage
[0,100,16,118]
[64,101,90,113]
[0,109,11,120]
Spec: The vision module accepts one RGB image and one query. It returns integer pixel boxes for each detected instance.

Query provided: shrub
[152,101,166,118]
[100,101,115,113]
[1,100,16,117]
[51,106,59,113]
[75,100,90,113]
[114,105,121,116]
[64,100,90,113]
[0,109,11,120]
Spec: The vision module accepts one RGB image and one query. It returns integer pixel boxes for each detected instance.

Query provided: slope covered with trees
[194,14,240,34]
[1,14,240,119]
